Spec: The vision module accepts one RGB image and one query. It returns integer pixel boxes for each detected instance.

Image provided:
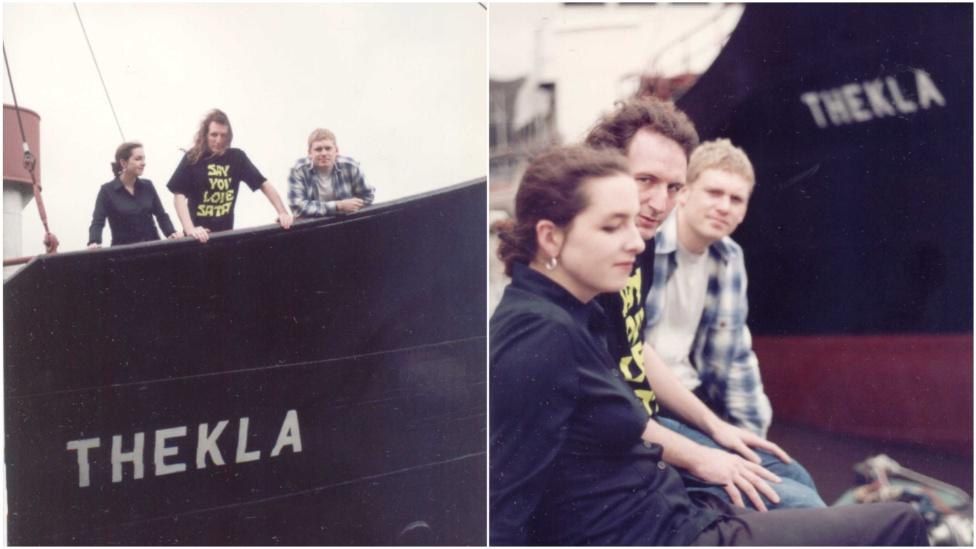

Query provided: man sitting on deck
[587,98,824,510]
[647,139,771,436]
[641,136,826,508]
[287,128,375,218]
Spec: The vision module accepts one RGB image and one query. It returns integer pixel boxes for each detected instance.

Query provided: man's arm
[722,324,773,437]
[174,193,209,243]
[259,181,294,229]
[702,250,772,437]
[166,156,207,242]
[644,342,788,464]
[350,162,375,206]
[287,164,352,217]
[646,342,726,436]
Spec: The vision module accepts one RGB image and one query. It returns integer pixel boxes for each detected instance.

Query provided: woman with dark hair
[490,145,926,546]
[87,142,179,248]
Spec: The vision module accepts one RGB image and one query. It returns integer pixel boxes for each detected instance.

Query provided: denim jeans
[657,416,827,509]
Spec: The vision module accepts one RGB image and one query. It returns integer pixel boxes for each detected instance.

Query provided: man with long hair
[167,109,293,243]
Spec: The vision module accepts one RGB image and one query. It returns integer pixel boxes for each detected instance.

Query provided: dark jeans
[690,497,927,546]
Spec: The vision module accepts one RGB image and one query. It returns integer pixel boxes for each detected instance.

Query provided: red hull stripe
[755,334,973,456]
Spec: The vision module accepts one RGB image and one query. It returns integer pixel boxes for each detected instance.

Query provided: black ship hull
[677,5,972,454]
[4,179,487,545]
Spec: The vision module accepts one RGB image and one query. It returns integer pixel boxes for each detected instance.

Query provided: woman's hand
[167,231,182,240]
[688,446,781,511]
[708,421,792,465]
[87,243,102,249]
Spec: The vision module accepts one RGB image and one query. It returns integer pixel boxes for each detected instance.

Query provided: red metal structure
[3,104,41,188]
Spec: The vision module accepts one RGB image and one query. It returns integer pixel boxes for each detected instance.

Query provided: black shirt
[87,178,176,246]
[490,262,719,546]
[595,241,660,416]
[166,148,265,232]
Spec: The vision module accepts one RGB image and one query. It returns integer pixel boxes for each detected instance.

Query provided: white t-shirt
[646,241,710,390]
[314,168,336,202]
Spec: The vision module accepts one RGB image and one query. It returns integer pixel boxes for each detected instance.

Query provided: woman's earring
[545,256,558,271]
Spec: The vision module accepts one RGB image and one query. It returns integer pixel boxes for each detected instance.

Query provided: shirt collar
[510,261,605,328]
[654,210,679,254]
[709,237,733,262]
[654,209,732,263]
[302,156,345,178]
[111,177,140,192]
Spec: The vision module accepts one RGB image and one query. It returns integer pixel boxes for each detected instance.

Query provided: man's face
[678,168,752,245]
[625,128,688,240]
[309,139,339,170]
[207,122,230,155]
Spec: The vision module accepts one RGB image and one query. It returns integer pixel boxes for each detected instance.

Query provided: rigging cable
[3,43,60,255]
[73,2,125,141]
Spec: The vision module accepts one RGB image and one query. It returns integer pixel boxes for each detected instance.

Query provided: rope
[73,3,125,141]
[3,43,59,254]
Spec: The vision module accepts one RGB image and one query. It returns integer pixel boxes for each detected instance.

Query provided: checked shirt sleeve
[349,162,375,206]
[714,252,772,438]
[723,322,772,438]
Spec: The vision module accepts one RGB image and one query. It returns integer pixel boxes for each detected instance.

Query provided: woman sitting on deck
[88,142,180,248]
[489,145,926,546]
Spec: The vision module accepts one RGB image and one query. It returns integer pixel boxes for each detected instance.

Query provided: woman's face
[549,173,645,302]
[122,147,146,177]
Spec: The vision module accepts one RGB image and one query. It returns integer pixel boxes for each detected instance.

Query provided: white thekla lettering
[66,410,302,488]
[66,438,100,488]
[112,433,146,483]
[800,69,946,129]
[235,417,261,463]
[155,426,187,476]
[271,409,302,457]
[197,420,229,469]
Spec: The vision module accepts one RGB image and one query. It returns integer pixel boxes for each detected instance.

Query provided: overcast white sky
[3,3,486,255]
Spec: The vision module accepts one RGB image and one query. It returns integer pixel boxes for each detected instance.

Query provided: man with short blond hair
[288,128,374,218]
[307,128,337,148]
[646,138,772,438]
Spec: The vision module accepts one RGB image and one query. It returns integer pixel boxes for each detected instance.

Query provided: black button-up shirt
[88,178,176,246]
[596,242,661,416]
[490,262,719,545]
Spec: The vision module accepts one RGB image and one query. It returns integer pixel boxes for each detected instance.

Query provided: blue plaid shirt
[645,213,772,437]
[287,155,374,217]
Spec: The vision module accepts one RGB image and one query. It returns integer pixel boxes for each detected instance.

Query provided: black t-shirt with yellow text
[166,148,265,232]
[595,241,659,416]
